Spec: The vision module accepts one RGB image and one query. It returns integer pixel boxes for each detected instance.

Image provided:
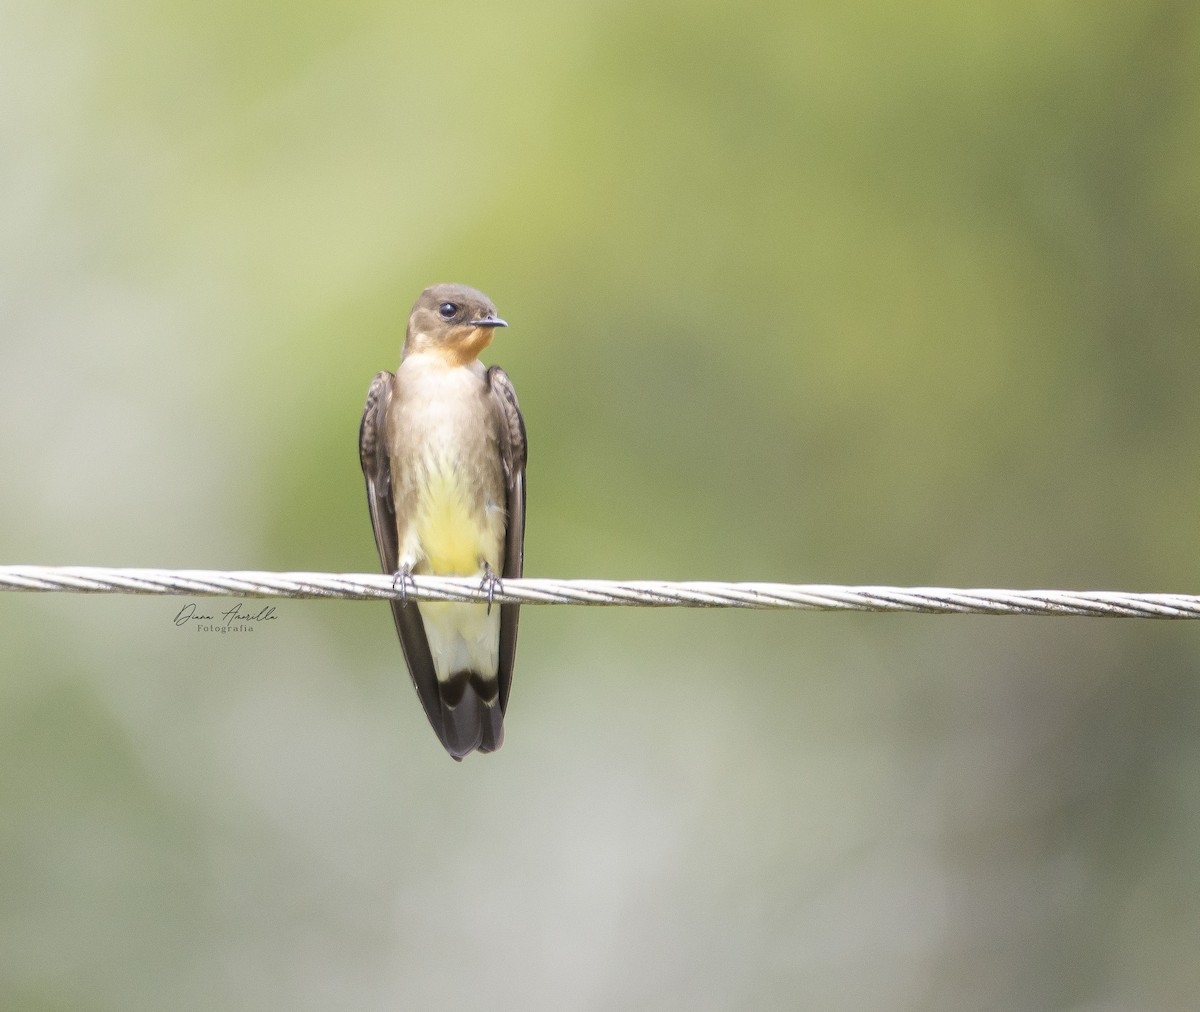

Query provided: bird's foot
[391,565,416,605]
[479,562,502,615]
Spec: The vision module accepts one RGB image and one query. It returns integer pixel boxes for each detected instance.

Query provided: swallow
[359,283,526,759]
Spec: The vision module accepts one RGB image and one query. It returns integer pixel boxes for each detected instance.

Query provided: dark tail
[439,671,504,761]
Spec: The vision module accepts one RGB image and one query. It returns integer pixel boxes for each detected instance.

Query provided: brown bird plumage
[359,284,526,759]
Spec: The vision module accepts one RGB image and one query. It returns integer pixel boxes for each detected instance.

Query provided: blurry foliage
[2,1,1200,1009]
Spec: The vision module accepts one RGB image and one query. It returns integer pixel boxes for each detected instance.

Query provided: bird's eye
[438,302,458,320]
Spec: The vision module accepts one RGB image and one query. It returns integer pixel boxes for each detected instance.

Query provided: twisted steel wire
[0,565,1197,618]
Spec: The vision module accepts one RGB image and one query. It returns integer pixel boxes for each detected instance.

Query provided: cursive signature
[173,601,279,632]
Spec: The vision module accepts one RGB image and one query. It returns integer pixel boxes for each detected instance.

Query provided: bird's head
[403,283,507,364]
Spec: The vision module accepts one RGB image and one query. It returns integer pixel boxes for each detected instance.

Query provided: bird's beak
[472,315,507,328]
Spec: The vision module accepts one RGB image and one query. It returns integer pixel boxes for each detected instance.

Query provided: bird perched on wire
[359,283,527,759]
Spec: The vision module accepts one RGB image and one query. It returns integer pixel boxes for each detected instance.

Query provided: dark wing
[487,365,527,713]
[359,371,445,752]
[359,372,399,573]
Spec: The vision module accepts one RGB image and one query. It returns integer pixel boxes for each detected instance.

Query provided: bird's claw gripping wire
[479,563,502,615]
[391,566,417,605]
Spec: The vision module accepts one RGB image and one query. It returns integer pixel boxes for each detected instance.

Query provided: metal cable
[0,565,1196,618]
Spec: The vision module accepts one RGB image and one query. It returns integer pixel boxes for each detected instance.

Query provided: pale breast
[387,358,506,576]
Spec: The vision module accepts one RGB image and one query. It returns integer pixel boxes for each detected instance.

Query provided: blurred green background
[3,2,1200,1009]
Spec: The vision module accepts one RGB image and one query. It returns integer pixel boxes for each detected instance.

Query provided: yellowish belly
[416,466,492,576]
